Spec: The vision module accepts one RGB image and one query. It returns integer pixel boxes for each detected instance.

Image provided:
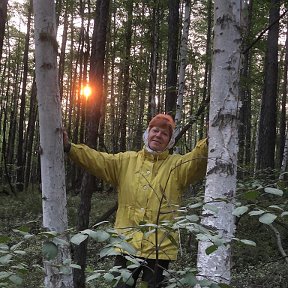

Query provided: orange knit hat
[148,114,175,137]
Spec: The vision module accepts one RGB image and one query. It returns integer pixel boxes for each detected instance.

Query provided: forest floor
[0,183,288,288]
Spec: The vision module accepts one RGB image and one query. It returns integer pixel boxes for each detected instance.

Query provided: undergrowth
[0,177,288,287]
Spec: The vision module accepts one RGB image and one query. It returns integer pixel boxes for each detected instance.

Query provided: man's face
[148,126,171,152]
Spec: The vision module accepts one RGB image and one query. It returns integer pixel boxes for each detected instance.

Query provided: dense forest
[1,0,288,287]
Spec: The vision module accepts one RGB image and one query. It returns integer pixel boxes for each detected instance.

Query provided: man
[64,114,208,287]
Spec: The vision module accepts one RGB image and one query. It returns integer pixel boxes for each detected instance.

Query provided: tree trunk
[238,0,253,177]
[165,0,179,115]
[0,0,8,61]
[119,0,133,152]
[256,0,280,170]
[148,0,160,121]
[278,17,288,167]
[16,0,33,192]
[24,78,38,189]
[175,0,190,137]
[73,1,110,287]
[197,0,241,284]
[33,0,73,287]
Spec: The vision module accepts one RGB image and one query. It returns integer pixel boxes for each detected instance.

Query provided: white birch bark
[197,0,242,285]
[280,127,288,180]
[175,0,191,138]
[33,1,73,287]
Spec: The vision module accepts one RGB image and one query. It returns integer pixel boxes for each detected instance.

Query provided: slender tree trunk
[239,0,253,176]
[256,0,280,170]
[58,1,69,100]
[165,0,179,116]
[175,0,190,137]
[16,0,33,191]
[198,0,212,141]
[279,18,288,167]
[73,1,110,287]
[119,1,133,152]
[24,79,38,189]
[197,0,241,284]
[109,6,117,153]
[0,0,8,61]
[148,0,160,121]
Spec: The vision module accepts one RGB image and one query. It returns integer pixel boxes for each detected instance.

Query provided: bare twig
[269,223,288,264]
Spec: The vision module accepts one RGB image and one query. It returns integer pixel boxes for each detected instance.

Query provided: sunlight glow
[81,85,92,100]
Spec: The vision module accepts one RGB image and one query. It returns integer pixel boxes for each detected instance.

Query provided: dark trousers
[114,255,170,288]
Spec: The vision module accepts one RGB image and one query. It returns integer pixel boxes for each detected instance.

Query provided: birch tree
[175,0,191,137]
[197,1,242,285]
[33,1,73,287]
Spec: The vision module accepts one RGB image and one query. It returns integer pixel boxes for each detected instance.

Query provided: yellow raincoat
[68,139,208,260]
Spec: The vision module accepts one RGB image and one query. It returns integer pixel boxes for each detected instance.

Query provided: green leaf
[82,229,110,242]
[70,233,88,245]
[203,204,219,213]
[0,271,12,280]
[232,206,249,217]
[99,246,119,258]
[243,190,261,200]
[13,250,26,255]
[15,226,30,233]
[121,269,133,284]
[42,241,58,260]
[268,205,283,211]
[186,215,199,222]
[205,245,218,255]
[117,241,137,255]
[10,264,28,273]
[70,264,81,270]
[281,211,288,217]
[0,254,12,264]
[240,239,256,246]
[0,235,10,244]
[179,273,197,285]
[86,273,101,282]
[139,281,149,288]
[103,272,115,282]
[167,234,178,247]
[10,242,23,251]
[53,237,69,246]
[248,210,265,216]
[8,274,23,285]
[188,202,203,209]
[39,231,58,238]
[12,229,30,237]
[198,279,213,286]
[0,244,9,251]
[264,187,283,196]
[92,220,109,228]
[259,213,277,225]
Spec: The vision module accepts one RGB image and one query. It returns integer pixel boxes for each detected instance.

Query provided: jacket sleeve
[68,143,121,186]
[176,138,208,188]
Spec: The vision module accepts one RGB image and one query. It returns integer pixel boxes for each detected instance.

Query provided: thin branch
[243,8,288,55]
[269,223,288,264]
[174,96,209,145]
